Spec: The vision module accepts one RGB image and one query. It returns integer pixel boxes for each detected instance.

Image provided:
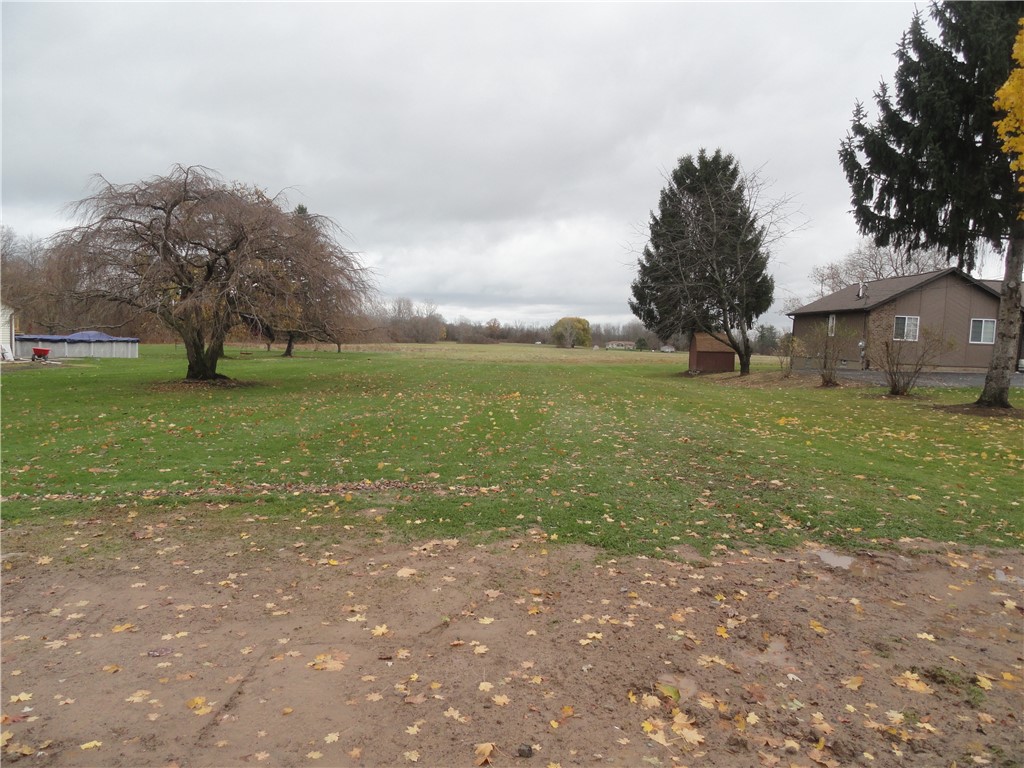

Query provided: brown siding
[687,332,736,372]
[689,350,735,372]
[791,313,867,370]
[882,274,1000,370]
[963,282,1001,369]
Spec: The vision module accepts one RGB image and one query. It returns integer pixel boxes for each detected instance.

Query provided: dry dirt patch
[2,521,1022,768]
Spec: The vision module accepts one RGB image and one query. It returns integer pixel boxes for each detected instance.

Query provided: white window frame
[893,315,919,342]
[827,314,836,337]
[969,318,996,345]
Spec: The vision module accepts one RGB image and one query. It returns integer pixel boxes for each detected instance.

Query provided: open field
[2,344,1022,767]
[2,343,1022,552]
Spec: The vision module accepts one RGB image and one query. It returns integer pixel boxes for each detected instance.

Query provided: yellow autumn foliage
[993,19,1024,209]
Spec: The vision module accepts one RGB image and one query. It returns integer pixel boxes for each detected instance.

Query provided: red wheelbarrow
[31,347,51,361]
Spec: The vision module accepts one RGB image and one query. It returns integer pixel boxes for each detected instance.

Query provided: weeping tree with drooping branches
[56,165,372,379]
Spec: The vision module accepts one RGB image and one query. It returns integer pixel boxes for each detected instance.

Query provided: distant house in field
[788,268,1024,372]
[687,331,736,373]
[605,340,635,350]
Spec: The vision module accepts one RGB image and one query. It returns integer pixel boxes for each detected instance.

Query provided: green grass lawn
[2,343,1021,555]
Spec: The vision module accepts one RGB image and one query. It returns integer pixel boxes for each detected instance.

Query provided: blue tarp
[15,331,140,343]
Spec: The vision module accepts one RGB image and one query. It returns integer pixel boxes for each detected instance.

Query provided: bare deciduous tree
[809,240,950,297]
[55,165,371,379]
[874,336,948,396]
[867,308,951,396]
[385,298,444,343]
[773,333,803,378]
[801,321,861,387]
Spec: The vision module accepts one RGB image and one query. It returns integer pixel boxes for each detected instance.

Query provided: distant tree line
[368,302,666,350]
[1,231,671,353]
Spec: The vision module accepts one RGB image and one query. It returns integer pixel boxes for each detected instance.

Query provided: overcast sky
[3,2,996,331]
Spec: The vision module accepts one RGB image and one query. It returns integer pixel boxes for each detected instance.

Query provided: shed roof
[16,331,140,343]
[788,268,1000,316]
[690,331,734,353]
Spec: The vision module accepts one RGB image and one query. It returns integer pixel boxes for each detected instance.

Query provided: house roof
[788,268,1001,316]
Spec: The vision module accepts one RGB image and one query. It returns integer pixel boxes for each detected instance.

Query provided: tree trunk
[975,221,1023,408]
[735,329,752,375]
[282,333,295,358]
[181,327,226,380]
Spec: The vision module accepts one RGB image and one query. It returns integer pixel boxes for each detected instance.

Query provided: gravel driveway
[836,369,1024,389]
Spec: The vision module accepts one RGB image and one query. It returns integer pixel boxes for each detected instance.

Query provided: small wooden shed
[688,331,735,373]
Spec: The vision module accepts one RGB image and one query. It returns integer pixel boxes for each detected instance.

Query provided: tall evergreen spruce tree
[629,149,775,376]
[839,2,1022,407]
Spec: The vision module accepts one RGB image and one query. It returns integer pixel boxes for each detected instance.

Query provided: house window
[969,318,996,344]
[893,315,919,341]
[827,314,836,337]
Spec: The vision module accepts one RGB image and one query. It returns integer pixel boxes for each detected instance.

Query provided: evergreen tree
[629,149,778,375]
[839,2,1022,407]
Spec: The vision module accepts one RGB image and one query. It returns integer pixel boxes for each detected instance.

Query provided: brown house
[788,268,1024,373]
[688,331,736,373]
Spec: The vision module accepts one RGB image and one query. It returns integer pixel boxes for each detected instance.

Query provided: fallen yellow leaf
[842,675,864,691]
[893,671,933,694]
[474,743,495,766]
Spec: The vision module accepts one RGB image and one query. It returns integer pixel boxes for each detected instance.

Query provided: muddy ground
[2,508,1022,768]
